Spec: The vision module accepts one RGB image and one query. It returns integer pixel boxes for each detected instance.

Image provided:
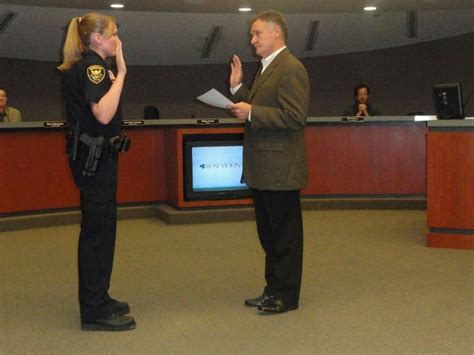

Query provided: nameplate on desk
[122,120,144,126]
[197,119,219,125]
[43,121,67,128]
[341,117,365,122]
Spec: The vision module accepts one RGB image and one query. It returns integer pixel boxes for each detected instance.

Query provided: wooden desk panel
[304,124,427,195]
[427,132,474,230]
[118,128,167,203]
[0,128,167,214]
[426,232,474,249]
[0,122,428,214]
[0,130,78,213]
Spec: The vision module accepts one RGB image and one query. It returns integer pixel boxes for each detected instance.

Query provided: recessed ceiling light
[239,7,252,12]
[364,6,377,11]
[110,3,124,9]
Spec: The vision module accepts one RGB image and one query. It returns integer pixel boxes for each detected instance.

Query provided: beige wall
[2,32,473,121]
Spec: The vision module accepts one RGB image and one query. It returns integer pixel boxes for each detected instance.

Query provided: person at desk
[343,84,380,117]
[58,12,135,331]
[227,10,310,314]
[0,89,22,123]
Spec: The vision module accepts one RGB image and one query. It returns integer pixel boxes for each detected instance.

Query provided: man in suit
[227,10,310,314]
[0,89,22,123]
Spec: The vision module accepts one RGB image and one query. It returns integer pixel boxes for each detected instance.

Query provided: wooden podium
[164,127,252,208]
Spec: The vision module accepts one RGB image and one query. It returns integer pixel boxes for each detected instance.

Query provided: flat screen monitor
[184,140,250,201]
[433,83,465,119]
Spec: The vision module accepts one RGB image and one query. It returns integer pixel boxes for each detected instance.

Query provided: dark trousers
[70,154,118,322]
[251,188,304,304]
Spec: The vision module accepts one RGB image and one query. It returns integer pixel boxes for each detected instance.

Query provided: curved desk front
[0,116,427,213]
[2,116,448,243]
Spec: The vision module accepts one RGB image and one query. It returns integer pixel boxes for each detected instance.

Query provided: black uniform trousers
[69,153,118,322]
[251,188,304,305]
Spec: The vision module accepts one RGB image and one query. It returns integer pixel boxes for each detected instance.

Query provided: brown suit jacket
[231,48,310,190]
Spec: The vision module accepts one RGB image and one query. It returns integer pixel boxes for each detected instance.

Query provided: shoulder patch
[87,65,105,84]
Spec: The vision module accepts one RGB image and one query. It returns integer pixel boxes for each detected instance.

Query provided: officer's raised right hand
[115,37,127,76]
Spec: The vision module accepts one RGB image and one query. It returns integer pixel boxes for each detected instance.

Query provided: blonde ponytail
[58,17,86,71]
[58,13,115,72]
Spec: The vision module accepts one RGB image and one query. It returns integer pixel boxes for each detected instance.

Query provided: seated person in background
[343,84,380,117]
[0,89,22,122]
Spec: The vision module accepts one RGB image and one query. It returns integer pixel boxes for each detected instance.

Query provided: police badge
[87,65,105,84]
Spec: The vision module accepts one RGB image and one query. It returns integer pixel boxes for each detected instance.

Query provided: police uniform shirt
[62,50,122,138]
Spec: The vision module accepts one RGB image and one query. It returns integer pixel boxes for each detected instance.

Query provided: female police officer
[58,13,135,331]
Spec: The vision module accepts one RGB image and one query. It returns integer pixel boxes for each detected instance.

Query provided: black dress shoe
[81,314,136,331]
[257,297,298,314]
[109,298,130,316]
[244,293,274,307]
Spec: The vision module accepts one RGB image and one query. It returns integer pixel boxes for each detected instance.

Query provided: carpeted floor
[0,210,472,354]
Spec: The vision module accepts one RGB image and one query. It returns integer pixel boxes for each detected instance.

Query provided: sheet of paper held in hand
[197,88,233,109]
